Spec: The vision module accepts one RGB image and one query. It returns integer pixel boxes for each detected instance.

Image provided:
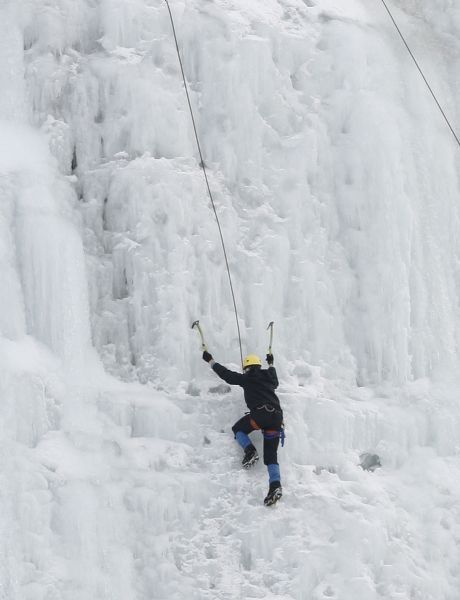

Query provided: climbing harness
[191,320,208,351]
[379,0,460,149]
[267,321,274,354]
[263,427,286,448]
[251,404,285,447]
[248,418,285,448]
[164,0,244,367]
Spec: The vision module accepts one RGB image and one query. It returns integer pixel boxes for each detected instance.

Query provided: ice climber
[202,350,284,506]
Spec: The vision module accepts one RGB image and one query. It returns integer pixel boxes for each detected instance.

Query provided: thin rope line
[379,0,460,149]
[164,0,244,367]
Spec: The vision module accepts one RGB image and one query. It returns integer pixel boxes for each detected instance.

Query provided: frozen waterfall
[1,0,460,598]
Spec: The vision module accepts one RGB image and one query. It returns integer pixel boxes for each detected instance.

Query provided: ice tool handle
[192,320,208,352]
[267,321,274,354]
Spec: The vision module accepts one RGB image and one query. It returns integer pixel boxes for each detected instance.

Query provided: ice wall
[0,0,93,367]
[2,1,460,599]
[20,0,460,388]
[0,122,92,368]
[0,3,102,596]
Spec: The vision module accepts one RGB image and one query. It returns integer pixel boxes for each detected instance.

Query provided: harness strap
[263,426,286,447]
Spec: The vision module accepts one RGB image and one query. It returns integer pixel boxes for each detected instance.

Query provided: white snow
[1,0,460,598]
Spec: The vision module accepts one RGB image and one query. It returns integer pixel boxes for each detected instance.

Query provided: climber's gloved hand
[203,350,213,363]
[266,353,274,365]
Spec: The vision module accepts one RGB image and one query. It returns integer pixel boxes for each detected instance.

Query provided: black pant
[232,406,283,465]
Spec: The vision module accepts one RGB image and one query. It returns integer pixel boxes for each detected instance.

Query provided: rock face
[359,452,382,472]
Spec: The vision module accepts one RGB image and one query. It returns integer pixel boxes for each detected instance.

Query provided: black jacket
[212,363,282,412]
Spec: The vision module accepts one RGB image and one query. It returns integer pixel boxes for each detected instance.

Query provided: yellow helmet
[243,354,262,369]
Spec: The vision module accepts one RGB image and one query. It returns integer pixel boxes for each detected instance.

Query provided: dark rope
[379,0,460,149]
[164,0,244,367]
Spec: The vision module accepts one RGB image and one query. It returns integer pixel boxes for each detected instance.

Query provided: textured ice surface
[2,0,460,598]
[17,0,460,386]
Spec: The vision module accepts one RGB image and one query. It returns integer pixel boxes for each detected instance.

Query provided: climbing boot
[264,481,282,506]
[242,444,259,469]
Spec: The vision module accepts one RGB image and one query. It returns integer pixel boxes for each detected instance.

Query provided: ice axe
[191,320,208,351]
[267,321,274,354]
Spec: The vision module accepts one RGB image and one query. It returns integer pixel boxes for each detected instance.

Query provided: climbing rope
[379,0,460,149]
[164,0,244,367]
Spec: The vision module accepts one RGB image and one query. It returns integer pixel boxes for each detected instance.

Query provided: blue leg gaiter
[235,431,252,449]
[267,463,281,484]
